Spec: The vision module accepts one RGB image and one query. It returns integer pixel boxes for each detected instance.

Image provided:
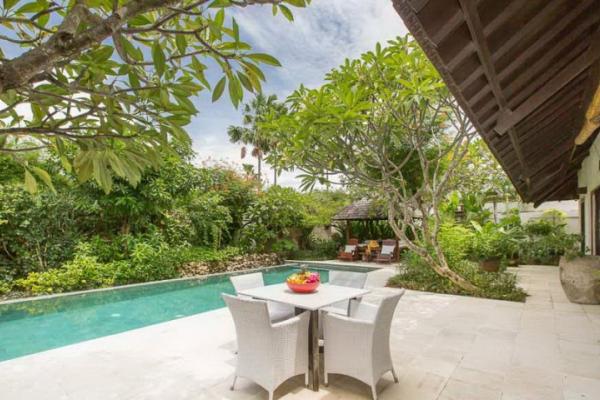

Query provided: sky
[189,0,408,188]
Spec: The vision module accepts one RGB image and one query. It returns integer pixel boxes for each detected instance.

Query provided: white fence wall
[484,200,580,235]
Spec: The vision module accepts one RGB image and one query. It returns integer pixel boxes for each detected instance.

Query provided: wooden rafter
[495,25,600,135]
[457,0,528,181]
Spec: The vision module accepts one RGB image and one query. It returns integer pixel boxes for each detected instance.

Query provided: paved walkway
[1,265,599,400]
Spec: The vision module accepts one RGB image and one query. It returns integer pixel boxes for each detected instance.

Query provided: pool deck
[1,265,600,400]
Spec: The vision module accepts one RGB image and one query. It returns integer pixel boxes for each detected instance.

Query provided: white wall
[577,133,600,254]
[484,200,580,234]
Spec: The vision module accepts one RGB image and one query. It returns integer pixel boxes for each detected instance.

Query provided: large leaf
[247,53,281,67]
[152,42,166,77]
[212,77,226,102]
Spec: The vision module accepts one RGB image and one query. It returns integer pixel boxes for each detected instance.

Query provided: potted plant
[470,222,506,272]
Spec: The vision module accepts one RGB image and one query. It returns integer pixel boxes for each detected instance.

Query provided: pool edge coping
[0,261,379,306]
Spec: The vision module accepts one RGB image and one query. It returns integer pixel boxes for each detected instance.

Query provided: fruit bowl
[286,268,320,293]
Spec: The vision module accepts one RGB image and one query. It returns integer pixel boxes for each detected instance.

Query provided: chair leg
[324,372,328,386]
[305,372,309,387]
[230,375,237,390]
[371,385,377,400]
[268,391,273,400]
[391,367,399,383]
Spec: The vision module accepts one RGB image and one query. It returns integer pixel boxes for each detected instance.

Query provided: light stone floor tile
[2,264,600,400]
[438,378,502,400]
[563,374,600,400]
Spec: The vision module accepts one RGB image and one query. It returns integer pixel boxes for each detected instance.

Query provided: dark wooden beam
[407,0,430,13]
[493,0,591,65]
[533,169,579,205]
[431,9,463,45]
[391,0,530,203]
[494,47,600,134]
[446,0,522,71]
[458,0,530,177]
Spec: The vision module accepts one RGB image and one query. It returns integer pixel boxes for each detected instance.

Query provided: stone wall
[180,253,283,277]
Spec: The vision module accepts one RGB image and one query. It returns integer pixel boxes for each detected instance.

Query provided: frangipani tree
[0,0,310,193]
[266,36,479,292]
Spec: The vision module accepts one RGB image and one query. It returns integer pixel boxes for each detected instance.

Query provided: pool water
[0,264,373,362]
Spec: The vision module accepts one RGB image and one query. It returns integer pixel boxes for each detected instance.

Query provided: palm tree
[227,94,284,184]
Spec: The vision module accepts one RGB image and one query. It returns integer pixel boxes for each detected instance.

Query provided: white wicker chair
[323,270,369,315]
[323,290,405,400]
[222,294,310,400]
[230,272,295,322]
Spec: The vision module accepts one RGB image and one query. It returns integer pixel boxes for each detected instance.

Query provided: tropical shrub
[15,254,115,295]
[470,222,508,261]
[0,185,91,276]
[271,239,299,257]
[388,251,526,302]
[240,186,305,251]
[438,223,474,266]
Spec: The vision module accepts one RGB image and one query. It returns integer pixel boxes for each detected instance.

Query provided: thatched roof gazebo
[332,199,387,240]
[332,199,387,221]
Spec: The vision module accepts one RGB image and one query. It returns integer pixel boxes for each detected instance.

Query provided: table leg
[308,309,320,391]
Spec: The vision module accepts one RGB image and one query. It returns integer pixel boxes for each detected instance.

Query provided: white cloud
[191,0,407,188]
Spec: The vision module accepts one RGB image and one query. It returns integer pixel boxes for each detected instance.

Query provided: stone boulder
[559,256,600,304]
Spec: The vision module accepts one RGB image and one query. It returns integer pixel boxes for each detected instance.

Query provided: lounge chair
[323,290,405,400]
[230,272,295,322]
[337,238,360,261]
[223,294,310,400]
[374,239,400,263]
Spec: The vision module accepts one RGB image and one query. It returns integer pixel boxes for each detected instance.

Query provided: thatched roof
[332,199,387,221]
[393,0,600,205]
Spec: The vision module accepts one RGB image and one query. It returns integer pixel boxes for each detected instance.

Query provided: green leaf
[228,75,242,107]
[92,46,114,63]
[236,71,254,93]
[152,42,166,77]
[247,53,281,67]
[16,2,44,13]
[175,34,187,55]
[120,36,143,61]
[212,77,226,102]
[232,17,240,42]
[3,0,19,10]
[208,0,231,7]
[279,5,294,21]
[284,0,306,7]
[215,9,225,28]
[23,170,37,194]
[31,166,56,193]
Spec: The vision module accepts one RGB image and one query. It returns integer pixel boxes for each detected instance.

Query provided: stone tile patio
[1,265,599,400]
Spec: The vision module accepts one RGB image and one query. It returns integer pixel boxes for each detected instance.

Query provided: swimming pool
[0,263,374,362]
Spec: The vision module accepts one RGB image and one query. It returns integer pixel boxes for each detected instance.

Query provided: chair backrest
[343,244,357,253]
[222,293,272,343]
[230,272,264,294]
[348,238,360,245]
[373,290,404,353]
[329,270,368,289]
[380,239,398,255]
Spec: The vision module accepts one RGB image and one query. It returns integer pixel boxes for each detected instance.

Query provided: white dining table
[238,283,370,391]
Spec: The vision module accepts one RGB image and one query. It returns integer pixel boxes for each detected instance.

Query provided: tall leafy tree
[266,36,481,292]
[0,0,310,193]
[227,93,285,184]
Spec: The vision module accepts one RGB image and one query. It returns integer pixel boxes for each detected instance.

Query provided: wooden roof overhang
[393,0,600,205]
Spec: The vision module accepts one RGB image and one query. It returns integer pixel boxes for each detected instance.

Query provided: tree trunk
[257,154,262,182]
[387,213,479,293]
